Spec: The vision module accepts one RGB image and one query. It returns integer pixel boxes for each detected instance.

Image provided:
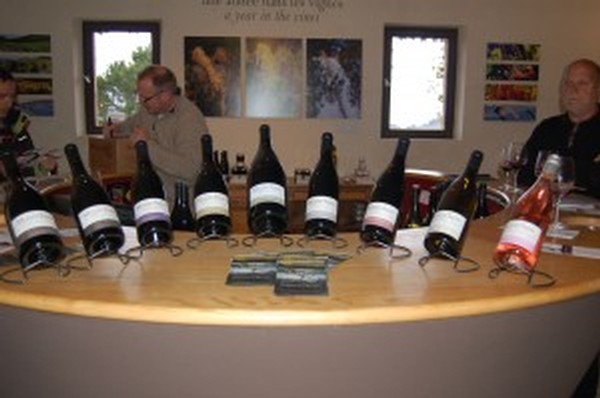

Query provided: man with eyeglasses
[104,65,209,206]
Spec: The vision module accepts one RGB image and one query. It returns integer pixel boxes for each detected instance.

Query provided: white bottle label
[499,219,542,253]
[428,210,467,240]
[306,196,338,222]
[249,183,285,207]
[78,204,120,230]
[194,192,230,218]
[134,198,170,226]
[10,210,59,246]
[362,202,399,232]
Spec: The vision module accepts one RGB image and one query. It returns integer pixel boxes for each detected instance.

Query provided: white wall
[2,0,599,179]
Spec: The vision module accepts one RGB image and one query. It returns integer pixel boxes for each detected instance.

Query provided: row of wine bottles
[0,124,559,275]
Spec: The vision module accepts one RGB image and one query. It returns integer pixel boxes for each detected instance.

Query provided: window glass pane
[93,32,152,125]
[389,36,448,131]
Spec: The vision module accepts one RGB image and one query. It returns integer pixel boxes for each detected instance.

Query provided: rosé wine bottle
[493,154,560,272]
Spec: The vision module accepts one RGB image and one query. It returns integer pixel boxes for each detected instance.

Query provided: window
[381,26,458,138]
[82,21,160,134]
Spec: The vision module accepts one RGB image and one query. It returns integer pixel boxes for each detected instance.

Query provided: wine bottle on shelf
[193,134,231,238]
[131,141,173,246]
[422,185,440,226]
[0,150,65,267]
[405,184,423,229]
[219,150,230,180]
[474,182,490,219]
[304,132,339,238]
[170,181,196,232]
[360,137,410,246]
[247,124,288,236]
[423,150,484,258]
[493,154,560,272]
[64,143,125,256]
[231,153,248,176]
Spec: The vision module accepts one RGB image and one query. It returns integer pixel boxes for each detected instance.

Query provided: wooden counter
[1,209,598,398]
[0,213,598,326]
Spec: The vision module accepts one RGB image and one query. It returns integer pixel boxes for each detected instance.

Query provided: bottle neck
[1,152,25,185]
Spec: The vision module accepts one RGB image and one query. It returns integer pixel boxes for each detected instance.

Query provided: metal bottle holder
[0,242,69,284]
[418,250,480,273]
[296,233,348,249]
[488,260,556,288]
[124,227,183,258]
[65,233,139,270]
[356,239,412,260]
[187,231,239,250]
[242,230,295,248]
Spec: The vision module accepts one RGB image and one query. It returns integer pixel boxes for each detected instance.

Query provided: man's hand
[129,126,149,145]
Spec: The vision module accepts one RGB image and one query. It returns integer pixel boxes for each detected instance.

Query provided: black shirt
[518,108,600,198]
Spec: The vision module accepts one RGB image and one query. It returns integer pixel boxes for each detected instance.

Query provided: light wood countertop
[0,211,599,327]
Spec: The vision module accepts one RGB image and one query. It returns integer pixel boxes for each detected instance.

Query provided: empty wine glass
[534,150,553,177]
[499,141,527,193]
[548,156,576,232]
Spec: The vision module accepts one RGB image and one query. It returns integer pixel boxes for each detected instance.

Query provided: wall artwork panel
[306,38,362,119]
[245,37,303,118]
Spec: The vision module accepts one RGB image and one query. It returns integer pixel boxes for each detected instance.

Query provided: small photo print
[484,104,536,122]
[0,34,51,53]
[16,77,52,95]
[0,55,52,74]
[486,64,539,81]
[486,43,540,62]
[485,83,537,102]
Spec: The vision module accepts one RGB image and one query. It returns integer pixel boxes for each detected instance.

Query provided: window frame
[381,26,458,139]
[82,21,161,135]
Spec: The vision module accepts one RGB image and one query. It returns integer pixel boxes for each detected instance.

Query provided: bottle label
[428,210,467,240]
[306,196,338,222]
[194,192,230,218]
[78,204,121,235]
[362,202,399,232]
[10,210,59,247]
[134,198,170,226]
[249,183,285,207]
[499,219,542,253]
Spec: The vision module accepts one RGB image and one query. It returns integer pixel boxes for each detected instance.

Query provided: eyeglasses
[136,90,163,104]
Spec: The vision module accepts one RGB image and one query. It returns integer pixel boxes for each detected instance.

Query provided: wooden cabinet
[229,179,372,234]
[88,136,136,176]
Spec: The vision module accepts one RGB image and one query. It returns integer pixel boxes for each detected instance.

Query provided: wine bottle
[131,141,173,246]
[247,124,288,236]
[64,143,125,256]
[405,184,423,228]
[231,153,248,177]
[0,150,64,267]
[360,137,410,246]
[304,132,339,238]
[171,181,196,231]
[219,150,230,179]
[423,150,484,258]
[193,134,231,238]
[422,185,440,226]
[474,182,490,219]
[493,154,560,272]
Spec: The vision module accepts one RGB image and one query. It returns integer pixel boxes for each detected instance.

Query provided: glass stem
[552,198,561,226]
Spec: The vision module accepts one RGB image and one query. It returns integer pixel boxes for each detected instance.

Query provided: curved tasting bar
[0,204,599,397]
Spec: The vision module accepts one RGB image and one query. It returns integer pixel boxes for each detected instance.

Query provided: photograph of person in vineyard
[306,39,362,119]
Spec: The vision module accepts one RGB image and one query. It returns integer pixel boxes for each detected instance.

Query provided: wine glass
[548,156,576,232]
[499,141,527,193]
[534,150,553,177]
